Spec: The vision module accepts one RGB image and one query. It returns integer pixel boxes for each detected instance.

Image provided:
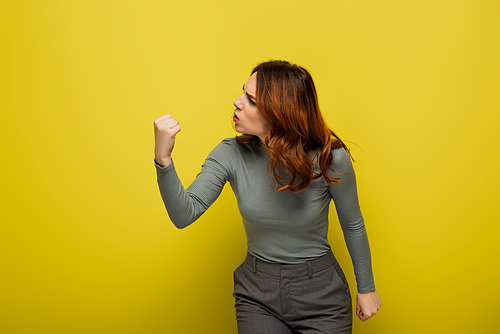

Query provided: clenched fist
[154,114,181,167]
[356,289,382,322]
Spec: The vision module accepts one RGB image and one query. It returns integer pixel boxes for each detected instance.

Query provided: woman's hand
[154,114,181,167]
[356,289,382,322]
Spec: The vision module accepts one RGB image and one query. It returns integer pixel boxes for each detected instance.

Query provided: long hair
[236,60,350,193]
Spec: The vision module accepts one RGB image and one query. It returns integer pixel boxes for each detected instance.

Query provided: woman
[154,60,381,333]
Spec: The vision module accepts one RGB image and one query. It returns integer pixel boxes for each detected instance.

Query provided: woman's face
[233,72,271,141]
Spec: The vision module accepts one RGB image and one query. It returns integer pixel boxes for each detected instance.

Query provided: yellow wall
[2,1,499,333]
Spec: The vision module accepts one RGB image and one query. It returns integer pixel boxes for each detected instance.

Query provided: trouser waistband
[244,250,337,279]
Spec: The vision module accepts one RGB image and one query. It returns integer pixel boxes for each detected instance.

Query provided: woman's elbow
[174,222,191,229]
[168,214,196,230]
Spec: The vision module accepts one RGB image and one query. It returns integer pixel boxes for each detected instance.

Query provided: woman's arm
[154,115,233,228]
[328,147,381,320]
[155,161,209,229]
[328,148,374,292]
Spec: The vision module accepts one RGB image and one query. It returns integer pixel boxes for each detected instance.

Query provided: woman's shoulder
[329,140,349,160]
[219,137,238,147]
[210,137,238,156]
[209,137,254,159]
[331,146,350,161]
[325,138,352,171]
[330,145,354,174]
[206,137,261,172]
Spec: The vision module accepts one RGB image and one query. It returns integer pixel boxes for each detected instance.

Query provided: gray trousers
[233,251,352,334]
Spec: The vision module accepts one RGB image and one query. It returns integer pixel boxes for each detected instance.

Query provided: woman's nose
[233,96,243,109]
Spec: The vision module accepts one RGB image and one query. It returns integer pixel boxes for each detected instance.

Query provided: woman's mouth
[233,113,239,122]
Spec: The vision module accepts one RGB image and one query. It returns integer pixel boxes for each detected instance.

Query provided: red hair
[236,60,350,193]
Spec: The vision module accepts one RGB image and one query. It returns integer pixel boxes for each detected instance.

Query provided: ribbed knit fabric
[155,138,375,293]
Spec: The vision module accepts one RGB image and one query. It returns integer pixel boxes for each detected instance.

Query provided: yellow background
[1,1,499,333]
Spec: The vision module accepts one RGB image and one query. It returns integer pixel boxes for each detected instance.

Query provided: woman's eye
[248,97,256,105]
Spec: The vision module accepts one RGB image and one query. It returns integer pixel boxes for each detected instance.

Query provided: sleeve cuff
[154,159,174,171]
[357,283,376,294]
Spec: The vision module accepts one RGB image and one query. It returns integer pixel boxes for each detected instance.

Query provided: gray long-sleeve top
[155,138,375,293]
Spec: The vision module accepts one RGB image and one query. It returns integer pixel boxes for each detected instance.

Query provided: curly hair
[236,60,350,193]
